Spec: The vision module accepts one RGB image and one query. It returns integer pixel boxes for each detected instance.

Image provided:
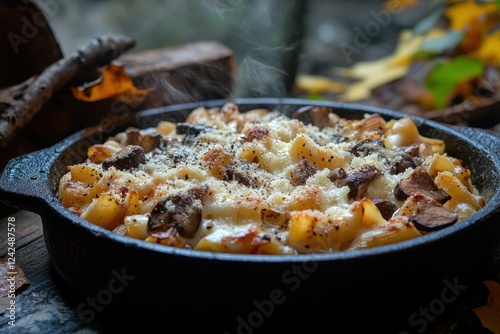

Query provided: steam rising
[199,0,304,97]
[49,0,304,100]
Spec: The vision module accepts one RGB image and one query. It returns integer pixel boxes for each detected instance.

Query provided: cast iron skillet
[1,98,500,333]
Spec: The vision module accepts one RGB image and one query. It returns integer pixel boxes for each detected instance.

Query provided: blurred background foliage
[36,0,500,128]
[42,0,415,96]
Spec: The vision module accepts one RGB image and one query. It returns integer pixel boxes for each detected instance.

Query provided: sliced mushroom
[372,198,397,220]
[261,208,288,228]
[224,161,260,188]
[148,191,204,238]
[349,138,385,157]
[403,144,420,157]
[110,128,162,153]
[409,194,458,231]
[334,166,380,199]
[125,127,141,146]
[290,159,317,186]
[102,145,146,171]
[391,152,419,175]
[140,133,162,153]
[176,122,212,137]
[394,167,450,204]
[328,167,347,182]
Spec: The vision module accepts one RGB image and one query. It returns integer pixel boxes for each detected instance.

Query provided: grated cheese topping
[58,102,486,255]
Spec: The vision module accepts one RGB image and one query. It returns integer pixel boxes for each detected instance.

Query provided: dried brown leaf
[0,258,30,315]
[473,280,500,334]
[71,63,150,102]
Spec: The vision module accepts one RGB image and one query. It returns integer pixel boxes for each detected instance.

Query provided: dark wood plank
[0,211,43,258]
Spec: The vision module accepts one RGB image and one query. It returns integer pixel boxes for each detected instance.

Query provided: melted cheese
[57,103,486,255]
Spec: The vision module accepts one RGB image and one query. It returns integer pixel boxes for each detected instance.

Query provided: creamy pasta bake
[58,102,486,254]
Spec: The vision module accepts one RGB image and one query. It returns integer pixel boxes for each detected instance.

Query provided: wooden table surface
[0,209,499,334]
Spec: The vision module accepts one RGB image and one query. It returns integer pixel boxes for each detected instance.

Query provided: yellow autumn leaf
[339,66,408,102]
[473,280,500,333]
[445,0,499,31]
[294,74,346,94]
[333,29,424,101]
[72,63,150,102]
[470,30,500,66]
[444,0,500,53]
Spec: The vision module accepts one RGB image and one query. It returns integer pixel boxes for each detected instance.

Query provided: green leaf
[496,0,500,10]
[307,92,325,100]
[411,50,439,60]
[424,56,484,109]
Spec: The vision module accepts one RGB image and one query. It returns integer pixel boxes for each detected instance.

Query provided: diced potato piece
[287,209,361,252]
[125,189,141,216]
[156,121,176,136]
[124,214,149,240]
[58,173,92,207]
[289,134,344,170]
[81,194,125,230]
[239,141,285,173]
[87,141,122,163]
[203,146,233,179]
[70,163,104,186]
[349,216,421,249]
[354,198,386,227]
[195,226,291,254]
[186,107,209,123]
[286,185,325,211]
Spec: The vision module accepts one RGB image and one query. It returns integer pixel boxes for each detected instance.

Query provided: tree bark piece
[115,41,235,108]
[0,33,136,148]
[0,0,63,87]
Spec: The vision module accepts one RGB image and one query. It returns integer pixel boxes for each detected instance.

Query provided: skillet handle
[0,147,56,213]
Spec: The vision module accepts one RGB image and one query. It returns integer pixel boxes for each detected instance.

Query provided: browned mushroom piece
[125,127,141,146]
[334,166,380,199]
[292,106,332,129]
[328,167,347,182]
[224,161,260,188]
[409,193,459,231]
[176,122,213,137]
[140,133,162,153]
[187,184,209,200]
[290,159,317,186]
[372,198,397,220]
[102,145,146,171]
[401,144,418,157]
[148,191,204,238]
[261,208,289,228]
[394,167,451,204]
[391,152,419,175]
[349,138,385,157]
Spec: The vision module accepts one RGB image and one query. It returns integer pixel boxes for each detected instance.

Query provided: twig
[0,33,136,148]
